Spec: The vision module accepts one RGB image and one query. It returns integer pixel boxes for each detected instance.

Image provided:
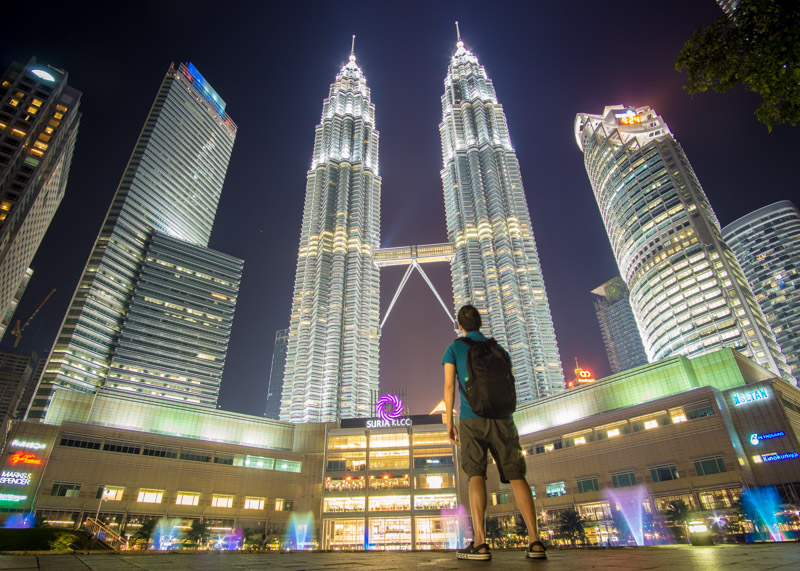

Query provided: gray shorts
[459,417,526,484]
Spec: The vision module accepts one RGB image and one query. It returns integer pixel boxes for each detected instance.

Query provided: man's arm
[444,362,458,445]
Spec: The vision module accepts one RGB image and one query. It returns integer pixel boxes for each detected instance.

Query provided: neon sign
[0,494,27,502]
[761,452,799,463]
[30,69,56,82]
[366,418,412,429]
[375,394,404,422]
[9,452,42,466]
[749,431,785,445]
[732,388,769,406]
[11,440,46,450]
[0,471,32,486]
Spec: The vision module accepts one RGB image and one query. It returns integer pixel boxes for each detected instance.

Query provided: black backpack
[456,337,517,418]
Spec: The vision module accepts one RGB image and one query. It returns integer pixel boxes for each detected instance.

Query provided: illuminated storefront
[321,414,462,550]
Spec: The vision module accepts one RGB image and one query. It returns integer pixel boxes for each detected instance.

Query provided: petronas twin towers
[280,38,564,422]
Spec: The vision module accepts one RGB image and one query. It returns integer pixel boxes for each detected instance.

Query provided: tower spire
[350,35,356,57]
[455,21,461,42]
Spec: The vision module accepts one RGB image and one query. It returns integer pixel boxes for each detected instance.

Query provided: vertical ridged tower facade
[29,63,240,420]
[575,105,791,382]
[440,39,564,401]
[281,51,381,422]
[722,201,800,383]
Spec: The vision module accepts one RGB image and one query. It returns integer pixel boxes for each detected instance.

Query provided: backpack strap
[454,337,477,395]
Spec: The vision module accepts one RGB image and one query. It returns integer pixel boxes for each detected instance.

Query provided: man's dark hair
[457,304,482,332]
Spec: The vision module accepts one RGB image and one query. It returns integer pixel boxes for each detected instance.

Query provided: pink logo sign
[375,394,403,421]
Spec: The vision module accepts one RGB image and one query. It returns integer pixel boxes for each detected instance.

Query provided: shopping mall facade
[1,348,798,547]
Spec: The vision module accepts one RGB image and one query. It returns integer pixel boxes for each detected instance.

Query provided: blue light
[732,388,769,406]
[184,63,226,117]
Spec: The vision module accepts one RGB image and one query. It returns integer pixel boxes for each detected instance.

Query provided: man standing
[443,305,546,560]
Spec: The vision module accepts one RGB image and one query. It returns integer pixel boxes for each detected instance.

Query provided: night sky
[2,1,797,417]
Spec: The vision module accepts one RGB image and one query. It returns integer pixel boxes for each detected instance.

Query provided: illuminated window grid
[176,492,200,506]
[211,494,234,508]
[244,497,265,510]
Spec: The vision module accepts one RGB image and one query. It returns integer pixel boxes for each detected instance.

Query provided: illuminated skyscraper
[439,37,564,401]
[281,49,381,422]
[575,105,792,382]
[29,63,241,421]
[722,201,800,382]
[591,277,649,374]
[0,58,81,337]
[264,328,288,420]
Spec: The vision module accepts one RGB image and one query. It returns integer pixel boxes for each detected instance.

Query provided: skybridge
[374,243,457,334]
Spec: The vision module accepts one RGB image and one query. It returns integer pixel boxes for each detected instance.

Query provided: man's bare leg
[468,475,489,551]
[510,479,541,548]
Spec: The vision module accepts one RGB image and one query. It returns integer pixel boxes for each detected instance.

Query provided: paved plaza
[1,544,799,570]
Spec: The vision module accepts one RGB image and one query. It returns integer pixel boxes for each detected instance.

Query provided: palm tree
[240,527,258,550]
[185,520,210,549]
[558,509,586,547]
[666,500,691,543]
[131,519,157,549]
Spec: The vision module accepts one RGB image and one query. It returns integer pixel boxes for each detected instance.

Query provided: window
[59,434,100,450]
[176,492,200,506]
[211,495,234,508]
[244,497,265,510]
[180,450,212,463]
[52,483,80,497]
[275,498,294,511]
[369,433,409,448]
[137,489,163,503]
[415,473,454,489]
[328,434,367,449]
[97,486,124,501]
[275,459,302,473]
[238,455,272,469]
[694,456,727,476]
[612,471,637,488]
[650,464,679,482]
[577,477,599,493]
[530,486,536,499]
[546,482,566,497]
[686,404,714,419]
[142,445,178,458]
[103,439,141,454]
[412,431,450,446]
[491,492,509,505]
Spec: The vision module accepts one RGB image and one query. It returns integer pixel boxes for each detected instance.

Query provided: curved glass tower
[575,105,791,381]
[723,201,800,383]
[440,39,564,401]
[281,51,381,422]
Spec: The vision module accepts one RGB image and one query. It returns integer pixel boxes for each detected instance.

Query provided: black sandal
[527,540,547,559]
[457,541,492,561]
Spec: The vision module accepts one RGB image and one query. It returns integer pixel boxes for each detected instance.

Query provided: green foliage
[557,509,586,546]
[131,518,157,547]
[185,520,210,547]
[675,0,800,130]
[0,528,93,551]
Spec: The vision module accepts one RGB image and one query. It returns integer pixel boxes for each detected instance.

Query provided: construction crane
[11,288,55,348]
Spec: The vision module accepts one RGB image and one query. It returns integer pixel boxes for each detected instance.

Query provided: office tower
[0,348,40,438]
[264,328,288,420]
[281,49,381,422]
[591,277,649,374]
[575,105,791,382]
[0,58,81,337]
[29,63,240,421]
[722,201,800,382]
[439,37,564,401]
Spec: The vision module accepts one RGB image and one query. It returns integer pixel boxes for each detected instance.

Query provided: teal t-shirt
[442,331,512,419]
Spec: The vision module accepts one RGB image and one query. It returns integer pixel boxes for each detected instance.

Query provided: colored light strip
[761,452,799,463]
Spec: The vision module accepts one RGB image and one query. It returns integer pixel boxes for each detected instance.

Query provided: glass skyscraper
[264,328,288,420]
[29,63,241,421]
[281,51,381,422]
[0,58,81,338]
[575,105,791,382]
[591,277,649,374]
[722,201,800,382]
[439,39,564,400]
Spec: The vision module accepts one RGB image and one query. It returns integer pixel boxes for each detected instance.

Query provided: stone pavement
[1,543,799,570]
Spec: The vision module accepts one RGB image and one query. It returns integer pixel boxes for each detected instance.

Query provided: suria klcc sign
[367,394,412,428]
